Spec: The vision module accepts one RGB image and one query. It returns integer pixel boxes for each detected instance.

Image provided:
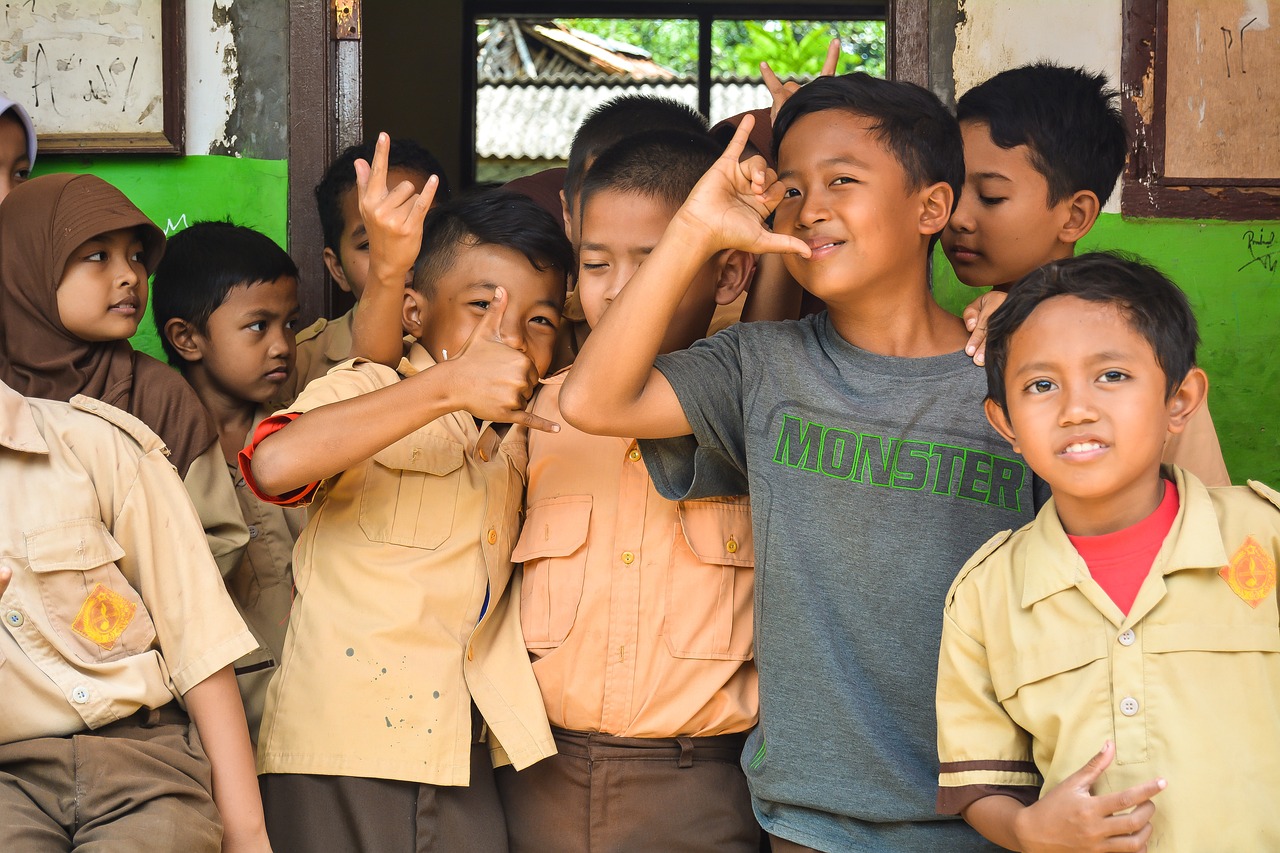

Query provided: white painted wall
[952,0,1124,211]
[185,0,238,154]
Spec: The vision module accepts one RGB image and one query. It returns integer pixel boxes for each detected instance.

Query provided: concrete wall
[934,0,1279,484]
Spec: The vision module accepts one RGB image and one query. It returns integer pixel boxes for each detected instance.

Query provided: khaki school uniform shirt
[516,372,757,738]
[1162,402,1230,486]
[252,344,554,785]
[226,407,306,740]
[937,466,1280,851]
[270,308,355,410]
[186,439,250,578]
[0,383,257,745]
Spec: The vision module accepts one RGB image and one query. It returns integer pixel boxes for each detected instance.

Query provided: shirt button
[5,610,23,627]
[72,686,90,704]
[628,448,641,462]
[621,551,635,565]
[247,525,260,540]
[726,537,739,554]
[1120,696,1140,716]
[466,647,474,661]
[487,529,498,545]
[478,448,489,462]
[1118,629,1136,646]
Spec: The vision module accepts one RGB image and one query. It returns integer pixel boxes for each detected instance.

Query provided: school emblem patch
[1219,536,1276,608]
[71,584,136,650]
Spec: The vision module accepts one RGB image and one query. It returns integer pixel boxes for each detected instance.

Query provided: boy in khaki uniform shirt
[936,253,1280,851]
[240,154,570,852]
[0,379,267,850]
[152,221,307,741]
[496,130,762,852]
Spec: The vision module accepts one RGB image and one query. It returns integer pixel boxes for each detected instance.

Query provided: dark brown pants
[496,727,762,853]
[260,741,506,853]
[768,834,821,853]
[0,706,221,852]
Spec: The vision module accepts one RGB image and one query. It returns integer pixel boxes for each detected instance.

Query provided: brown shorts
[0,705,221,852]
[496,727,762,853]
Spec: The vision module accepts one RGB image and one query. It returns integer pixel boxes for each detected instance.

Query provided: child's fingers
[760,61,784,97]
[409,175,440,224]
[718,113,756,165]
[1097,776,1166,816]
[511,410,561,434]
[354,158,372,205]
[964,324,987,361]
[368,131,390,190]
[1066,740,1116,790]
[757,232,812,258]
[1102,800,1156,837]
[471,286,508,342]
[820,37,841,76]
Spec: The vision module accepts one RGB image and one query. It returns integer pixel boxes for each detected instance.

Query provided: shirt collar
[322,310,355,362]
[1021,465,1229,609]
[0,380,49,454]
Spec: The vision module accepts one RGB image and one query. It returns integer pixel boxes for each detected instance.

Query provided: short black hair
[152,221,299,370]
[315,137,452,256]
[413,189,573,298]
[985,252,1199,411]
[957,63,1127,206]
[564,95,708,212]
[773,73,965,215]
[579,129,720,221]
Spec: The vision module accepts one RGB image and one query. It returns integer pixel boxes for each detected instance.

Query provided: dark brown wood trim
[887,0,929,87]
[1121,0,1280,221]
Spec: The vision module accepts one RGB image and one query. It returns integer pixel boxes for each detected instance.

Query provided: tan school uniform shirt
[937,466,1280,852]
[269,308,354,411]
[515,371,757,738]
[249,344,554,785]
[1163,402,1230,486]
[186,439,250,578]
[226,406,307,741]
[0,383,258,744]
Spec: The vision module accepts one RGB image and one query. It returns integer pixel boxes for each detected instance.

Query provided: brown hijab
[0,173,216,477]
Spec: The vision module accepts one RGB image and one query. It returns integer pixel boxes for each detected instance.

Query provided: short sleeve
[936,582,1042,815]
[640,329,751,501]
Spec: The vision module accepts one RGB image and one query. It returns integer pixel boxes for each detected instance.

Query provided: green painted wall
[32,154,289,363]
[934,214,1280,486]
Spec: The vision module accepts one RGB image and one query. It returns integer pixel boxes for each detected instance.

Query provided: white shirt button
[248,525,259,540]
[71,686,91,704]
[5,610,22,628]
[1118,629,1136,646]
[1120,696,1140,716]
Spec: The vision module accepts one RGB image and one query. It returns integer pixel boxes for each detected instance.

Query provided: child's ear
[559,189,573,241]
[1166,366,1209,434]
[983,397,1021,453]
[918,181,954,238]
[1059,190,1101,245]
[162,318,204,365]
[401,288,427,339]
[713,250,756,306]
[322,247,353,295]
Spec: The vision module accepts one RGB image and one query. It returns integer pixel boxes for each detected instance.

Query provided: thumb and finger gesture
[681,115,811,259]
[762,37,841,124]
[355,132,439,279]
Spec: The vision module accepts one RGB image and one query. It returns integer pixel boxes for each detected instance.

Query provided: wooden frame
[1121,0,1280,220]
[1,0,185,155]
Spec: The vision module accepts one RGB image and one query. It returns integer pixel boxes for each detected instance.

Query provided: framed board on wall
[0,0,184,154]
[1122,0,1279,219]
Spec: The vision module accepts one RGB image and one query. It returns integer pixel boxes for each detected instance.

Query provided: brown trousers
[260,717,506,853]
[496,727,762,853]
[768,835,821,853]
[0,706,222,852]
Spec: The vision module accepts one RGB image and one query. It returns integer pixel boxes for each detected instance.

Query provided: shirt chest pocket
[25,519,157,665]
[664,500,754,662]
[359,434,464,550]
[512,496,591,650]
[989,635,1109,720]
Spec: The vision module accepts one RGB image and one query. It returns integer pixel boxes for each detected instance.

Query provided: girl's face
[56,227,149,342]
[0,112,30,202]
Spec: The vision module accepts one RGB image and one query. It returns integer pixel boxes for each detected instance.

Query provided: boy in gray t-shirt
[561,75,1034,852]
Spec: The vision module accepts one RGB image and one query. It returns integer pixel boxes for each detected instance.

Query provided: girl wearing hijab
[0,173,248,574]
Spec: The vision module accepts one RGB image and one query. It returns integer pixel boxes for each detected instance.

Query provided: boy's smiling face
[943,120,1077,290]
[407,242,564,377]
[325,167,430,300]
[578,189,724,355]
[56,227,149,342]
[986,295,1199,535]
[0,111,30,202]
[772,110,941,304]
[189,276,300,405]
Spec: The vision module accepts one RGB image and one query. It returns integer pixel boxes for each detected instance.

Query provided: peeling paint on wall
[186,0,238,154]
[210,0,288,159]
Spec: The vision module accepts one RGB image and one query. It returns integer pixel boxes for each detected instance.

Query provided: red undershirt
[1066,480,1180,615]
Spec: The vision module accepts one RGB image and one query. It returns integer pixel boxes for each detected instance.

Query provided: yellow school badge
[71,584,136,650]
[1219,536,1277,608]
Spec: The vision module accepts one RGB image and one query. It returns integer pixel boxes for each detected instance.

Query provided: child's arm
[249,287,556,496]
[348,132,439,368]
[560,116,809,439]
[964,742,1164,852]
[183,664,271,853]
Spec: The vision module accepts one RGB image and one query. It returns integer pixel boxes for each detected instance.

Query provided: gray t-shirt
[642,313,1037,852]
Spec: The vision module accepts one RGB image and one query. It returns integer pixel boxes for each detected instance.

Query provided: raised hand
[445,287,559,433]
[761,37,841,124]
[1013,742,1164,853]
[354,132,439,286]
[674,115,812,259]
